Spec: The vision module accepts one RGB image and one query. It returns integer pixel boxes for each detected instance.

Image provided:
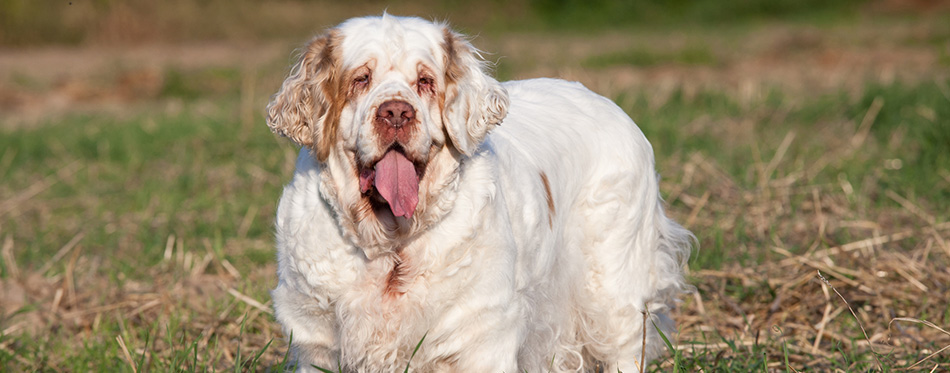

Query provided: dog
[266,14,693,372]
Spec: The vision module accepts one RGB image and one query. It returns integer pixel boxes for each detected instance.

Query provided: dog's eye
[354,74,370,87]
[417,76,434,93]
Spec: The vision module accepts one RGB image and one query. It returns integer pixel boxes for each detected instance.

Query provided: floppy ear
[441,29,510,156]
[265,32,342,162]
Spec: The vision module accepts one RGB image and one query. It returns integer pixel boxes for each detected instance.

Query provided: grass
[0,94,292,369]
[3,3,950,372]
[583,45,719,69]
[529,0,871,30]
[0,0,913,47]
[0,101,283,274]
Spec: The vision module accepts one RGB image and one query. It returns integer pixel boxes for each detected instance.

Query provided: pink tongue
[374,150,419,218]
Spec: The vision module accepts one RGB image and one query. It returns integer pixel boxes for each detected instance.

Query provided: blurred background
[1,0,949,371]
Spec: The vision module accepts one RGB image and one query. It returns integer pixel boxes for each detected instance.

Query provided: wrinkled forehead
[336,16,447,72]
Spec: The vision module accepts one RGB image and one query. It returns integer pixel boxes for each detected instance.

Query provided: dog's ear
[441,29,509,156]
[266,32,343,162]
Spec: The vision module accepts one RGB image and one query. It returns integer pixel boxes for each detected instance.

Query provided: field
[2,0,949,371]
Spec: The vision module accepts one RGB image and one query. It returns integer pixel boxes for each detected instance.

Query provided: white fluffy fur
[267,14,692,372]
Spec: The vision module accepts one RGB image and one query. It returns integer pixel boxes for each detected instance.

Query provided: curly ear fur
[266,32,343,162]
[442,29,510,156]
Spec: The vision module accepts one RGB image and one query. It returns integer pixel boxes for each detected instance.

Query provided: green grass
[855,82,950,202]
[160,67,244,100]
[639,81,950,208]
[0,100,286,277]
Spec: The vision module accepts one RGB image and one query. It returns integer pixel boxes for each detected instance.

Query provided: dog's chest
[367,250,417,299]
[334,251,432,361]
[348,250,430,310]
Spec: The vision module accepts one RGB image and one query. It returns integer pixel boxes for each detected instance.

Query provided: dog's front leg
[272,284,342,372]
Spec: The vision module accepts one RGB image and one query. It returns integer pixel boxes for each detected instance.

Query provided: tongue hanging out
[369,150,419,219]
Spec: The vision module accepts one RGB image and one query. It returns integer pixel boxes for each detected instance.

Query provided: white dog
[267,14,692,372]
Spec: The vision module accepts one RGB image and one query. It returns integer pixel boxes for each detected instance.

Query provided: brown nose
[376,100,415,128]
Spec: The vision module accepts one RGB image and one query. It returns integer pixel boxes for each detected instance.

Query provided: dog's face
[266,15,508,257]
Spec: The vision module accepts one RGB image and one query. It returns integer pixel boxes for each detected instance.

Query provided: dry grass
[661,149,950,369]
[1,239,284,368]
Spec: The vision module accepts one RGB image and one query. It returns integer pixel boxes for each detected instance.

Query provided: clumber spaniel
[267,14,692,372]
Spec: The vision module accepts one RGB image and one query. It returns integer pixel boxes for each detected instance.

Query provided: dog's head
[267,15,508,257]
